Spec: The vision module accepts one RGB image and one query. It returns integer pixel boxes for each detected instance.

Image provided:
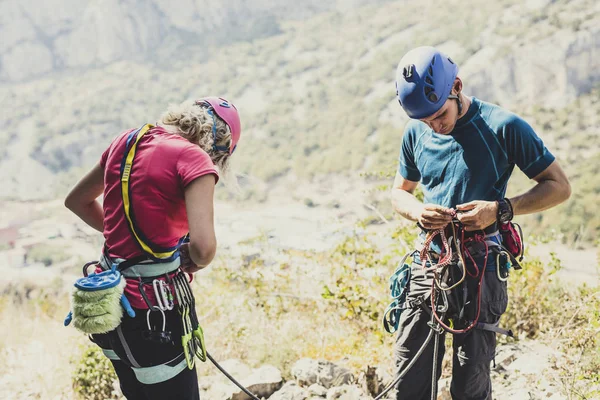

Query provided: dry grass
[0,288,86,400]
[1,223,598,399]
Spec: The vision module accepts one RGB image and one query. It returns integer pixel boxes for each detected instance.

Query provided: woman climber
[64,97,241,400]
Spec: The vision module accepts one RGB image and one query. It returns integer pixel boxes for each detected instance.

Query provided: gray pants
[394,261,508,400]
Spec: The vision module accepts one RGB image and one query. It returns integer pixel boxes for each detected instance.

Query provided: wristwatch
[496,198,513,223]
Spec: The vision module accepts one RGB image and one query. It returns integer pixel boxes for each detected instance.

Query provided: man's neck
[458,93,472,119]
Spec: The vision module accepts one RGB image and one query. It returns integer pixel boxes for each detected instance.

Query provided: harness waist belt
[99,253,181,278]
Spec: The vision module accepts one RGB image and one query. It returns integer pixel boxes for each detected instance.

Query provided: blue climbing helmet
[395,46,459,119]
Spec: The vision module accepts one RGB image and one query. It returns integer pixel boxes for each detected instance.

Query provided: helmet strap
[206,108,230,153]
[448,93,463,117]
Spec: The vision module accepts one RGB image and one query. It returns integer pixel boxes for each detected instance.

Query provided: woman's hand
[179,243,204,274]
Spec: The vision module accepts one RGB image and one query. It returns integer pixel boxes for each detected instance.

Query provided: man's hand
[179,243,203,274]
[455,201,498,231]
[418,204,454,230]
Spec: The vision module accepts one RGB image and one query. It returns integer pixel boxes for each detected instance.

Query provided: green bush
[72,345,120,400]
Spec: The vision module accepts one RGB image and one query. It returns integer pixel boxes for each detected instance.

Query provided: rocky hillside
[0,0,599,241]
[0,0,390,82]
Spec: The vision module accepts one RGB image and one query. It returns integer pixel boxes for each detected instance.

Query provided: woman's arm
[64,162,105,232]
[183,174,218,270]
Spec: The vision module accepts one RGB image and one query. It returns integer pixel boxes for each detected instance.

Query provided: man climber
[390,46,571,400]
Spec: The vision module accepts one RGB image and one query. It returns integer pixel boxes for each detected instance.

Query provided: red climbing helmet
[195,97,241,154]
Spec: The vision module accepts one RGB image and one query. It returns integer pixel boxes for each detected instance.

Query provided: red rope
[423,221,489,335]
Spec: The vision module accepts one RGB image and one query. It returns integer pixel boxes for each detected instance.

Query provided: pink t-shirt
[99,125,218,308]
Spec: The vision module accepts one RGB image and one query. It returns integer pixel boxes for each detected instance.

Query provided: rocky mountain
[0,0,388,82]
[0,0,598,241]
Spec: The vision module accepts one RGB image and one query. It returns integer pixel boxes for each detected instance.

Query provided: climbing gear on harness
[428,224,491,335]
[195,97,242,154]
[396,46,459,119]
[174,273,198,369]
[64,262,135,334]
[380,214,521,399]
[499,221,524,261]
[153,279,175,311]
[495,249,512,282]
[382,251,414,334]
[143,307,173,345]
[172,272,207,368]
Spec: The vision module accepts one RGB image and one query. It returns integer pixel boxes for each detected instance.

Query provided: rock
[269,381,310,400]
[199,361,283,400]
[199,359,253,399]
[201,381,238,400]
[357,366,392,397]
[291,359,354,389]
[307,384,328,397]
[325,385,365,400]
[231,365,283,400]
[461,24,600,109]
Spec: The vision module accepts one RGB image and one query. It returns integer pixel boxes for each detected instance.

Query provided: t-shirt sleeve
[100,145,111,169]
[504,116,555,179]
[100,129,134,169]
[398,122,421,182]
[176,145,219,187]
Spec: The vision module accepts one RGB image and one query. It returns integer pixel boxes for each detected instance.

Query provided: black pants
[91,307,200,400]
[394,261,509,400]
[111,359,199,400]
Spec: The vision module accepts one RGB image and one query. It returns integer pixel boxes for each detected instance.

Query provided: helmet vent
[424,86,438,103]
[425,76,433,85]
[428,65,433,76]
[403,64,415,80]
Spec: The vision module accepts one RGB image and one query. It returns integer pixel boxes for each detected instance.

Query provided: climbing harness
[379,213,522,399]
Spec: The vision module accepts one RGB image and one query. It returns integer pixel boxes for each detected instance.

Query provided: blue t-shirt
[399,97,555,208]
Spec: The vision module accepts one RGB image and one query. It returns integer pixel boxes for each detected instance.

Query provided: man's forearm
[391,188,423,222]
[510,179,571,216]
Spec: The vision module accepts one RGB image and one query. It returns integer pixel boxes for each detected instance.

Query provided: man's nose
[431,121,443,132]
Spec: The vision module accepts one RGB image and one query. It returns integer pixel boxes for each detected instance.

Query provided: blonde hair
[158,100,232,172]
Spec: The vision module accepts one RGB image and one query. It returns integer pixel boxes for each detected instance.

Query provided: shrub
[72,345,120,400]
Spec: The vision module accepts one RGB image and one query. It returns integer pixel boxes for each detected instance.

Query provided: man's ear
[452,77,463,95]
